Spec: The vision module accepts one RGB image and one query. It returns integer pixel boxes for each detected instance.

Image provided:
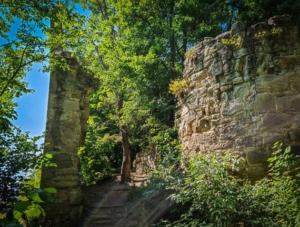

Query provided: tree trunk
[169,0,175,75]
[117,96,131,183]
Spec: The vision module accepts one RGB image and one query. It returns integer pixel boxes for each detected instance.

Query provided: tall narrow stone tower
[41,52,97,226]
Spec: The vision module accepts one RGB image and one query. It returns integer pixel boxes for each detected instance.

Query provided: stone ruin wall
[176,16,300,180]
[41,52,97,226]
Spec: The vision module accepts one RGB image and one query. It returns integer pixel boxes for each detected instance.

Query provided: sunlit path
[80,173,171,227]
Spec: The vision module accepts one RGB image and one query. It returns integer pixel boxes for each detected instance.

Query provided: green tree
[69,0,238,184]
[0,0,78,123]
[235,0,300,27]
[0,0,81,215]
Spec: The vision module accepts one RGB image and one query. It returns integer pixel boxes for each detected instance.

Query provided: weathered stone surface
[41,52,98,226]
[246,149,269,165]
[176,16,300,180]
[133,143,158,175]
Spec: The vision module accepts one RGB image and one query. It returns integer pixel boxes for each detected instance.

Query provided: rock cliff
[176,16,300,180]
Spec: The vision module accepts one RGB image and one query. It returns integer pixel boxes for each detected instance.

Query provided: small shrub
[254,27,283,39]
[0,187,57,227]
[254,28,283,46]
[221,36,242,48]
[0,128,55,208]
[169,79,187,95]
[185,47,198,61]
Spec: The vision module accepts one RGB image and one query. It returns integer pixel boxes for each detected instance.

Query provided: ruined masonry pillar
[41,52,97,226]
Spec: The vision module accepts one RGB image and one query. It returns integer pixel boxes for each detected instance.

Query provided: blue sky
[12,64,50,138]
[3,18,50,140]
[5,4,89,141]
[7,4,88,140]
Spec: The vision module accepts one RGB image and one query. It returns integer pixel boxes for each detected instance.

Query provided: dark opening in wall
[196,119,210,133]
[291,145,300,156]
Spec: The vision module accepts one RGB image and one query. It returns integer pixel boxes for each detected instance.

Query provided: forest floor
[79,173,172,227]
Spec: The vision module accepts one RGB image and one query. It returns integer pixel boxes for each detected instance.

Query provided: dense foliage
[70,0,300,184]
[1,0,300,224]
[72,0,239,183]
[0,0,80,225]
[0,129,42,208]
[149,143,300,227]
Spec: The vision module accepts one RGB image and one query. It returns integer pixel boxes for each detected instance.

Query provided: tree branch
[0,50,48,96]
[91,40,109,71]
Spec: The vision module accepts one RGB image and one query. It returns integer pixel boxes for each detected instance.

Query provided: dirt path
[79,173,170,227]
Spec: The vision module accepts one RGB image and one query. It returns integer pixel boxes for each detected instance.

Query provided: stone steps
[81,173,150,227]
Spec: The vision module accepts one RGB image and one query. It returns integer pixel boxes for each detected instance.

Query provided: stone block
[194,60,204,71]
[233,48,249,59]
[41,169,55,180]
[210,61,223,77]
[268,15,291,27]
[263,134,283,145]
[254,93,275,114]
[288,130,300,142]
[246,149,269,165]
[262,113,292,133]
[276,94,300,113]
[222,124,245,139]
[247,165,267,179]
[231,21,247,34]
[203,57,213,69]
[51,180,79,188]
[223,62,232,74]
[290,72,300,92]
[232,77,243,85]
[53,153,73,169]
[220,99,244,116]
[191,70,208,82]
[69,189,83,205]
[237,136,262,147]
[221,49,233,61]
[220,84,233,92]
[244,54,256,69]
[292,115,300,128]
[213,140,233,149]
[202,131,217,144]
[243,74,250,82]
[256,74,289,93]
[234,59,243,72]
[203,37,215,46]
[233,83,251,99]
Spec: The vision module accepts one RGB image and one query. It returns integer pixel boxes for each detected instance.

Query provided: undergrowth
[132,142,300,227]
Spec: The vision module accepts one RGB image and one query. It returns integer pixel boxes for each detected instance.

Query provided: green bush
[0,127,58,227]
[154,143,300,227]
[0,187,57,227]
[0,128,50,208]
[78,115,121,185]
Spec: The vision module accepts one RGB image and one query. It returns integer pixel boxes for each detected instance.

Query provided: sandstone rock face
[133,143,158,175]
[41,52,97,226]
[176,16,300,180]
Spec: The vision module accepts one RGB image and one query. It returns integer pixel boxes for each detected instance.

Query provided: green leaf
[13,211,23,221]
[45,153,53,159]
[29,190,46,203]
[26,205,41,218]
[14,201,31,212]
[43,187,57,194]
